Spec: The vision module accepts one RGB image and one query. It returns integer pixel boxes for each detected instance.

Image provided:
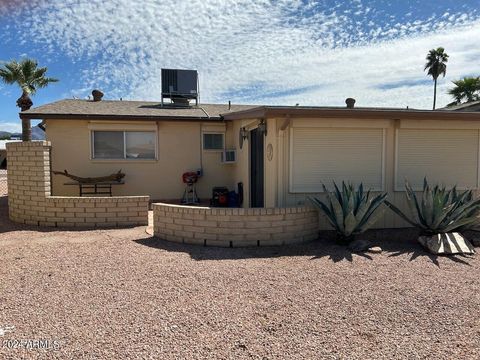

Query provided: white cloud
[0,122,21,133]
[7,0,480,109]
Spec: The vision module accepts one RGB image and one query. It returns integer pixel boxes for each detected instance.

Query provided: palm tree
[448,77,480,105]
[0,59,58,141]
[424,47,449,110]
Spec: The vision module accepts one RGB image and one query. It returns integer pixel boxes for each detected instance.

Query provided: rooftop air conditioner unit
[221,149,236,164]
[161,68,198,106]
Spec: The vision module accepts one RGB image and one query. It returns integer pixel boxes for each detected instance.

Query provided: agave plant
[385,179,480,235]
[310,182,387,244]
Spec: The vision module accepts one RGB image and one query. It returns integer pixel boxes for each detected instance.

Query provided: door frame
[249,127,265,207]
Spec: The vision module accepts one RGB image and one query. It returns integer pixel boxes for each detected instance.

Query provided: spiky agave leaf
[405,181,428,228]
[356,192,388,230]
[344,211,357,236]
[357,206,386,234]
[421,181,434,227]
[386,179,480,234]
[384,200,419,228]
[354,183,364,213]
[310,181,387,242]
[309,197,339,231]
[443,217,480,233]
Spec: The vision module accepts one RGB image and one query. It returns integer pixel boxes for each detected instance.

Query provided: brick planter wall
[153,203,319,247]
[6,141,149,228]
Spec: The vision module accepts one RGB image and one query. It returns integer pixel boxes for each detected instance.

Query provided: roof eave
[222,107,480,121]
[219,106,266,120]
[19,113,223,122]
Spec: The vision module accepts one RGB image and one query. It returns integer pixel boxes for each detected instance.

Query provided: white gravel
[0,196,479,359]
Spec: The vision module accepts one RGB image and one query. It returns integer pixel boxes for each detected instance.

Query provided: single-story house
[20,97,480,228]
[444,100,480,112]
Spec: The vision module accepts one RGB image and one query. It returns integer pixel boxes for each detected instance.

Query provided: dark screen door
[250,128,264,207]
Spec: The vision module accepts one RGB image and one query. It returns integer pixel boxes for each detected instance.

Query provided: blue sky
[1,0,480,132]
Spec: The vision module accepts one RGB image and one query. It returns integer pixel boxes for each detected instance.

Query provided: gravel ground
[0,195,479,359]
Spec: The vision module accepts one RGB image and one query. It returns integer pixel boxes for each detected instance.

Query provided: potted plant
[385,179,479,255]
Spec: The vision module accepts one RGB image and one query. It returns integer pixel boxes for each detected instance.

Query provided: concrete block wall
[153,203,319,247]
[6,141,149,228]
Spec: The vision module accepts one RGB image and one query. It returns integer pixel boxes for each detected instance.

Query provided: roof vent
[92,89,104,102]
[345,98,356,109]
[161,69,198,107]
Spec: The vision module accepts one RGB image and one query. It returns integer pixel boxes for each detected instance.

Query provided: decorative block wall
[153,203,319,247]
[6,141,149,228]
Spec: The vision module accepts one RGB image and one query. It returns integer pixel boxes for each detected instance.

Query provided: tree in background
[424,47,449,110]
[448,77,480,105]
[0,59,58,141]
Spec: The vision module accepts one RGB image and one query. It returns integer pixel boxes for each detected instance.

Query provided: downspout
[198,107,211,172]
[199,123,203,171]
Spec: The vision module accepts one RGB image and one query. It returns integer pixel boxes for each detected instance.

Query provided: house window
[396,129,479,190]
[290,128,385,192]
[203,133,224,150]
[125,132,156,159]
[92,131,156,159]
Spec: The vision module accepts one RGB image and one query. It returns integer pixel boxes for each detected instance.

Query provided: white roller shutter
[290,128,384,192]
[396,129,479,189]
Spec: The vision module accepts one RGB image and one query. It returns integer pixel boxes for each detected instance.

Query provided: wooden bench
[64,181,125,197]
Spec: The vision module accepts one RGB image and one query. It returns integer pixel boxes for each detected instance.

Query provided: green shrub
[310,182,387,244]
[385,179,480,235]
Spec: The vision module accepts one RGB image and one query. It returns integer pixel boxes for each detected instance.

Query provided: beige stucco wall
[45,115,480,230]
[273,117,398,228]
[230,119,252,207]
[228,117,279,208]
[46,119,236,201]
[229,116,480,229]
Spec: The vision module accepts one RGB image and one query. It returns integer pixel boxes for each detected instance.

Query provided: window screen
[203,133,224,150]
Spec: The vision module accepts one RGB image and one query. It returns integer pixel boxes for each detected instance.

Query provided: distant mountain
[0,131,11,139]
[0,125,45,140]
[31,125,45,140]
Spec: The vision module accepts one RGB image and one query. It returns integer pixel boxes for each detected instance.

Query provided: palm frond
[424,47,449,79]
[0,58,58,99]
[448,77,480,104]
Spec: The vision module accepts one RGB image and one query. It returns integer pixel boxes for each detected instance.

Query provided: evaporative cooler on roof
[161,69,198,106]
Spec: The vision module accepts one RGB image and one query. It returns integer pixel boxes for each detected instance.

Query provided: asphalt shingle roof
[21,99,260,120]
[21,98,480,122]
[441,100,480,112]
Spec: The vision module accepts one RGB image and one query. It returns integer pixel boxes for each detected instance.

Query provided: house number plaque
[266,143,273,161]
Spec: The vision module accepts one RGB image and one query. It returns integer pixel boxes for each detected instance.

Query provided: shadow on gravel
[369,228,473,267]
[134,235,373,262]
[135,228,474,266]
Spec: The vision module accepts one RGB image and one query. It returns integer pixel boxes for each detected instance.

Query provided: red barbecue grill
[181,171,199,204]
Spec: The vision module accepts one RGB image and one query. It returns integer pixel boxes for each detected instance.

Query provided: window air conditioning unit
[221,149,236,164]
